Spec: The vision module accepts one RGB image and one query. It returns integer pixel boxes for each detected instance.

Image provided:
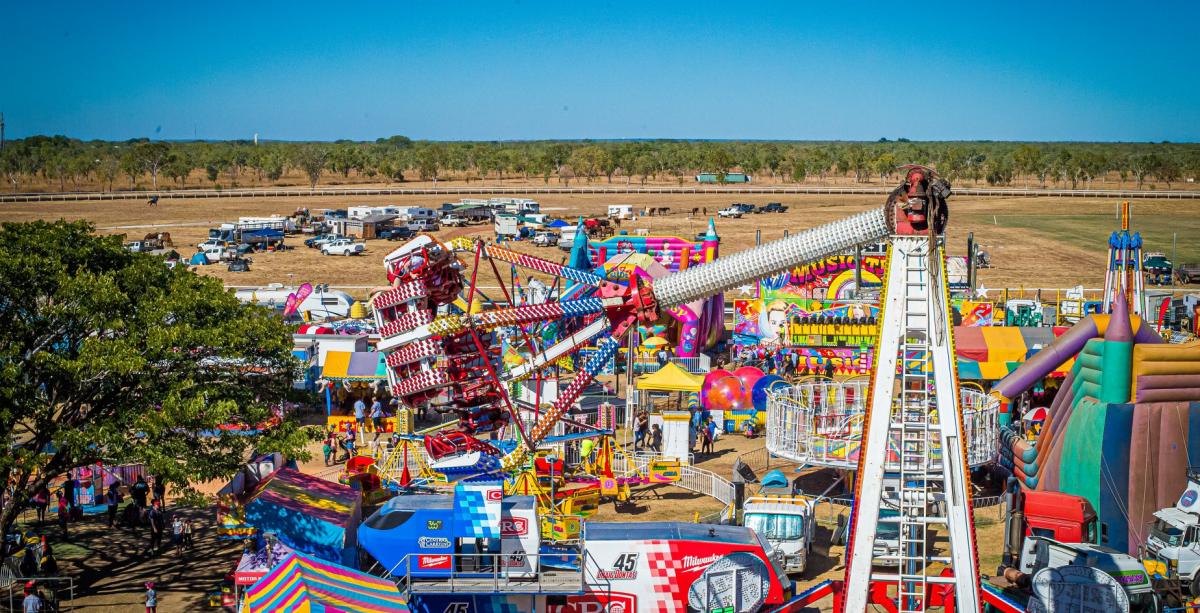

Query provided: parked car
[1178,263,1200,285]
[407,219,440,233]
[717,206,743,219]
[732,203,758,215]
[305,234,340,249]
[321,239,366,256]
[381,227,415,241]
[227,256,252,272]
[760,202,788,213]
[532,231,559,247]
[440,214,468,227]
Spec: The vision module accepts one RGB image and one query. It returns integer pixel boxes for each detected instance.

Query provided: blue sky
[2,1,1197,141]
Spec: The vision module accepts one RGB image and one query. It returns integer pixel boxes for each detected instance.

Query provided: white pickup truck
[321,238,366,256]
[440,214,467,227]
[717,206,743,219]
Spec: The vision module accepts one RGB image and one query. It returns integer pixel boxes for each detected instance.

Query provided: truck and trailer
[358,488,790,613]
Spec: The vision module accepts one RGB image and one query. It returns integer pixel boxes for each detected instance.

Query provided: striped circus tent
[246,552,411,613]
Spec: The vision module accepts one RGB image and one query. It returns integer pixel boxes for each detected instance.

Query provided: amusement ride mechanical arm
[498,203,898,472]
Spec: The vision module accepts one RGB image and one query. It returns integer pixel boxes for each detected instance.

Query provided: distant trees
[0,136,1197,193]
[291,145,329,189]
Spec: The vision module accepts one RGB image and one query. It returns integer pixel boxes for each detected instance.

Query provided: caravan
[234,284,356,319]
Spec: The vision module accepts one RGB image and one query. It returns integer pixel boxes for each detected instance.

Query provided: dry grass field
[2,192,1197,296]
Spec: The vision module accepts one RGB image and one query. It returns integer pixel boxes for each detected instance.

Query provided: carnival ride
[361,165,983,611]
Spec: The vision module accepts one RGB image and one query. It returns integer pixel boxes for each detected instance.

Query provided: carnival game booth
[246,551,411,613]
[232,467,363,566]
[321,350,399,433]
[634,363,705,461]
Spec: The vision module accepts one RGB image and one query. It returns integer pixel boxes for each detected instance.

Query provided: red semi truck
[1022,490,1099,543]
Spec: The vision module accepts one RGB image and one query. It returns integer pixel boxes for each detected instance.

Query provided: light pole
[546,453,558,515]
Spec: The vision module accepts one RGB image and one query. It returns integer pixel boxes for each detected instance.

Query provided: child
[171,516,185,557]
[55,491,69,539]
[322,439,333,466]
[183,519,195,549]
[650,424,663,453]
[702,418,715,454]
[144,582,157,613]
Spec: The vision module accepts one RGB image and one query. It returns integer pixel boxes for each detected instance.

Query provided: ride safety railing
[766,379,999,470]
[388,551,599,596]
[620,452,736,523]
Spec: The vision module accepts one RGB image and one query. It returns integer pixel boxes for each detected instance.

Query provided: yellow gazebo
[636,362,703,392]
[636,362,703,413]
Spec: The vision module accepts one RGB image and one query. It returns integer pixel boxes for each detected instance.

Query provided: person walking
[144,582,158,613]
[22,582,41,613]
[55,491,69,539]
[106,481,122,527]
[62,472,77,515]
[322,438,333,466]
[171,515,185,557]
[700,417,710,455]
[183,519,195,550]
[130,475,150,509]
[345,428,357,458]
[649,424,663,453]
[32,485,50,524]
[369,397,385,438]
[152,476,166,507]
[634,411,649,451]
[352,397,367,434]
[146,500,164,555]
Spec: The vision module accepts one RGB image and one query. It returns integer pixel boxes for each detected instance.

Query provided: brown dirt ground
[2,193,1197,294]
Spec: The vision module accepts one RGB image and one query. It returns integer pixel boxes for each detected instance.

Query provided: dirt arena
[3,192,1197,297]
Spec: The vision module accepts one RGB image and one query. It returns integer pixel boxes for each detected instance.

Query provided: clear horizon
[3,0,1198,142]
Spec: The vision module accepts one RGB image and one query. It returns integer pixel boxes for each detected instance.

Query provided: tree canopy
[2,136,1198,192]
[0,220,313,535]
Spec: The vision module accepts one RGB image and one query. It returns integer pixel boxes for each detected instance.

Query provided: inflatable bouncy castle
[996,294,1200,554]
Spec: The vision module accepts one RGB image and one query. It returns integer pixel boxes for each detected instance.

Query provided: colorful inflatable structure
[579,219,724,356]
[997,294,1200,554]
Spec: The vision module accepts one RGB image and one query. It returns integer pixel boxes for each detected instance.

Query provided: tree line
[1,135,1197,192]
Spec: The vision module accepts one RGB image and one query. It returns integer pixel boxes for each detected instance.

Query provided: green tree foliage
[291,145,329,188]
[1,136,1197,193]
[0,221,313,536]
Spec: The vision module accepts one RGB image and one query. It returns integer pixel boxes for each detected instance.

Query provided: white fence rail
[623,452,735,523]
[6,185,1200,203]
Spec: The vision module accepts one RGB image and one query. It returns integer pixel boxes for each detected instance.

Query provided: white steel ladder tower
[841,235,980,613]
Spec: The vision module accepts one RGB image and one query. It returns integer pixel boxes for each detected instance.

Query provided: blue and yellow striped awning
[322,351,387,381]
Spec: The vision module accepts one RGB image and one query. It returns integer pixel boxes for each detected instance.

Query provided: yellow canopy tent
[636,362,703,392]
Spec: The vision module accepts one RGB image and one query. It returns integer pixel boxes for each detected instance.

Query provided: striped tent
[955,325,1073,381]
[246,552,411,613]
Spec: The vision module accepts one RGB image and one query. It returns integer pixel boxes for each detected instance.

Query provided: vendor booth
[320,350,399,432]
